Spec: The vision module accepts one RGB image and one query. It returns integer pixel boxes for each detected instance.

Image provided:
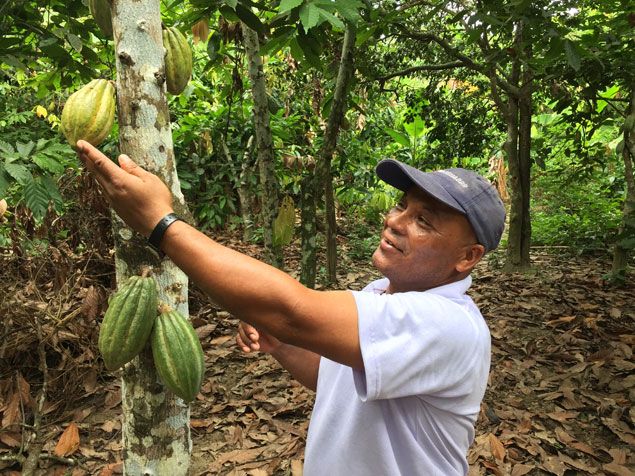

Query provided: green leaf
[403,116,426,139]
[219,5,240,22]
[329,0,361,23]
[0,141,15,155]
[0,165,8,196]
[300,3,323,31]
[279,0,304,13]
[23,177,50,222]
[564,39,581,71]
[289,37,305,62]
[33,154,65,174]
[42,175,64,210]
[295,31,322,68]
[259,27,295,56]
[4,163,31,184]
[224,0,238,9]
[0,54,28,71]
[619,237,635,250]
[207,32,222,63]
[385,128,411,148]
[67,33,83,53]
[234,4,266,35]
[319,9,344,30]
[16,141,35,157]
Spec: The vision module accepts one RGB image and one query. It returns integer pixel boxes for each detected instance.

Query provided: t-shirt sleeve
[351,290,486,402]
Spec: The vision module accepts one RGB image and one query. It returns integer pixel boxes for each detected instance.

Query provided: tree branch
[376,61,464,82]
[394,24,520,96]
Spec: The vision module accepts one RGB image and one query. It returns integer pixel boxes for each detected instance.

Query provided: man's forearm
[271,344,321,391]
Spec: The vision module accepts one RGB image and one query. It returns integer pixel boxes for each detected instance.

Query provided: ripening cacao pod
[162,26,193,95]
[151,308,205,402]
[88,0,113,38]
[98,275,159,371]
[60,79,116,149]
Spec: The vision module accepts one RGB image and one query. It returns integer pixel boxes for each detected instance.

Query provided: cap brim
[376,159,466,214]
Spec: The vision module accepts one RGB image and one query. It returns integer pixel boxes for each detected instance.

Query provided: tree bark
[316,23,356,283]
[503,23,532,271]
[611,88,635,278]
[242,25,282,268]
[300,167,318,287]
[111,1,191,473]
[239,136,255,241]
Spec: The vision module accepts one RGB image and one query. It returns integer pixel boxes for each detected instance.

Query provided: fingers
[118,154,147,178]
[237,322,260,352]
[77,140,149,183]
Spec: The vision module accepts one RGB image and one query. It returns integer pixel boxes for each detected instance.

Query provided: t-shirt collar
[422,275,472,299]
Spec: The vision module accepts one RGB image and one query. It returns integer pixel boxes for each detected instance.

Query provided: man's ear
[456,244,486,273]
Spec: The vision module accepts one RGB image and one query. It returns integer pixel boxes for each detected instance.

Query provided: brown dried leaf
[97,462,123,476]
[602,462,635,476]
[511,464,534,476]
[54,422,80,457]
[1,392,20,428]
[0,431,21,447]
[488,433,506,461]
[80,286,101,320]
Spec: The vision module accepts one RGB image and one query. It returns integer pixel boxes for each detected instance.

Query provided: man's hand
[76,140,174,237]
[236,321,282,354]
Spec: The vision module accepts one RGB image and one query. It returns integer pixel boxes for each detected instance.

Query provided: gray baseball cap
[376,159,506,252]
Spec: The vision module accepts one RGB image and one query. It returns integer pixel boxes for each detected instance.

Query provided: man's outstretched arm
[77,140,363,369]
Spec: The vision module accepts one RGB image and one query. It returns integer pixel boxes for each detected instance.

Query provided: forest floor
[1,227,634,476]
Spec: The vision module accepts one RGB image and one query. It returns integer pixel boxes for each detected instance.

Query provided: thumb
[118,154,145,177]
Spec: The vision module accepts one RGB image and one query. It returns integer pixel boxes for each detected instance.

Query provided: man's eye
[417,216,431,226]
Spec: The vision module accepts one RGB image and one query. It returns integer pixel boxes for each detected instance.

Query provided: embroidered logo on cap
[438,170,468,188]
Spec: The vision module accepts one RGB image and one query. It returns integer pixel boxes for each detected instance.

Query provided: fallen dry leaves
[1,237,634,475]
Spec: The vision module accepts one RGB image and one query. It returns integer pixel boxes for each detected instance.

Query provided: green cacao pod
[151,309,205,402]
[162,26,193,95]
[88,0,113,38]
[60,79,116,149]
[98,275,158,371]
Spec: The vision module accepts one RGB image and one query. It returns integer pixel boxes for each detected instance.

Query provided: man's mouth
[382,236,403,253]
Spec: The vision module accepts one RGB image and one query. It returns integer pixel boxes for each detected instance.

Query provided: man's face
[372,186,480,293]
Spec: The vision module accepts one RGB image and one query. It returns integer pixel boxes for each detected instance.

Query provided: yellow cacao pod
[88,0,113,38]
[60,79,116,149]
[163,26,193,95]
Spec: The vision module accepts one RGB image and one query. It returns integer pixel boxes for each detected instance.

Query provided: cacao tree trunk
[503,24,532,271]
[300,167,318,287]
[242,24,282,268]
[611,88,635,278]
[111,1,191,473]
[506,79,532,271]
[239,136,255,242]
[316,23,356,284]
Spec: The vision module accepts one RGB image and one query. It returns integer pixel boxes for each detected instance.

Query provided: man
[77,139,505,475]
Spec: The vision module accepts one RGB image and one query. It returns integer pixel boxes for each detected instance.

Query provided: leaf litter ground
[0,235,633,475]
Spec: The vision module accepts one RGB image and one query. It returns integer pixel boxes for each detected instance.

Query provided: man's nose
[384,208,407,233]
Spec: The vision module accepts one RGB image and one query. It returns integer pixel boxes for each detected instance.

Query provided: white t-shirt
[303,276,491,476]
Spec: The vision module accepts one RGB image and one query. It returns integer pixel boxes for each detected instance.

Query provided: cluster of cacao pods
[60,79,116,149]
[98,274,205,403]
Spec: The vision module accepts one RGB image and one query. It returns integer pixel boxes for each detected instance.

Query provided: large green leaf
[385,128,411,148]
[4,162,31,184]
[299,3,323,31]
[23,177,50,221]
[234,5,267,35]
[279,0,304,13]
